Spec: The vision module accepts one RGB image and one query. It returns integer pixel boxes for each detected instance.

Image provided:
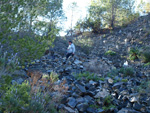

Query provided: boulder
[94,88,110,98]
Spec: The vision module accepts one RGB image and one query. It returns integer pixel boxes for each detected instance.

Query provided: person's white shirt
[67,43,75,54]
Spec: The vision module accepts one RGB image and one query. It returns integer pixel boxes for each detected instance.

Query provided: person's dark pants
[66,53,73,59]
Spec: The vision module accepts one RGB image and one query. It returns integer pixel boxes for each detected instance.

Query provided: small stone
[97,109,105,113]
[80,65,84,69]
[117,108,141,113]
[76,97,85,104]
[108,78,114,84]
[64,106,76,113]
[130,97,138,103]
[74,59,82,65]
[76,84,86,93]
[133,103,142,111]
[76,103,88,112]
[112,82,123,89]
[36,60,40,63]
[67,97,77,108]
[89,80,97,85]
[87,107,96,113]
[94,88,110,98]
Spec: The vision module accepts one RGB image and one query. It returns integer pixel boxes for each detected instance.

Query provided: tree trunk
[71,9,73,37]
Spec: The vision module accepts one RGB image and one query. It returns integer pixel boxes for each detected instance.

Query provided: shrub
[0,79,57,113]
[138,81,150,94]
[76,71,103,81]
[128,47,139,60]
[0,46,18,77]
[102,95,115,110]
[144,62,150,67]
[105,50,116,56]
[50,72,59,83]
[119,67,134,76]
[142,50,150,63]
[121,79,128,82]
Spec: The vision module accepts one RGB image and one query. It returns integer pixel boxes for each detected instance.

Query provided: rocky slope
[18,14,150,113]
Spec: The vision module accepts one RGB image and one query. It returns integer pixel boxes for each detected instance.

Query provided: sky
[60,0,91,36]
[60,0,150,36]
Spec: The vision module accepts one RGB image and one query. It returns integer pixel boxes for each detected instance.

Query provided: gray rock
[84,95,93,104]
[117,108,141,113]
[76,97,85,104]
[64,106,76,113]
[89,80,97,85]
[97,109,105,113]
[112,82,123,89]
[13,70,28,78]
[67,97,77,108]
[80,65,84,69]
[76,103,89,112]
[36,60,40,63]
[87,107,96,113]
[74,59,82,65]
[57,69,64,73]
[86,90,95,97]
[130,97,138,103]
[133,103,142,111]
[120,90,129,95]
[65,66,72,71]
[61,96,68,104]
[94,88,110,98]
[76,84,86,94]
[108,78,114,84]
[147,98,150,106]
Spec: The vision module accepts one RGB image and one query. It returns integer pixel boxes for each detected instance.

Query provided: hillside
[1,14,150,113]
[24,14,150,113]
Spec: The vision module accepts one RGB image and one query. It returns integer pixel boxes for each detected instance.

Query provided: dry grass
[27,70,68,97]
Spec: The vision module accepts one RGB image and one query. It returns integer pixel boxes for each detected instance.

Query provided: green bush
[0,79,57,113]
[76,71,103,81]
[0,46,18,77]
[119,67,134,76]
[105,50,116,56]
[137,81,150,94]
[128,48,139,60]
[50,72,59,83]
[142,50,150,63]
[102,95,115,110]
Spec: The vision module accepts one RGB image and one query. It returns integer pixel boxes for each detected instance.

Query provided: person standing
[66,40,75,59]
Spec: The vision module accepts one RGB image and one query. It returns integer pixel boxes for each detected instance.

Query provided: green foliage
[80,0,140,30]
[0,75,12,95]
[105,50,116,56]
[121,79,128,82]
[141,50,150,63]
[0,78,57,113]
[137,81,150,94]
[128,48,139,60]
[144,62,150,67]
[50,72,59,83]
[119,67,134,76]
[0,0,63,65]
[102,95,115,110]
[0,47,18,76]
[76,71,103,81]
[89,104,99,109]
